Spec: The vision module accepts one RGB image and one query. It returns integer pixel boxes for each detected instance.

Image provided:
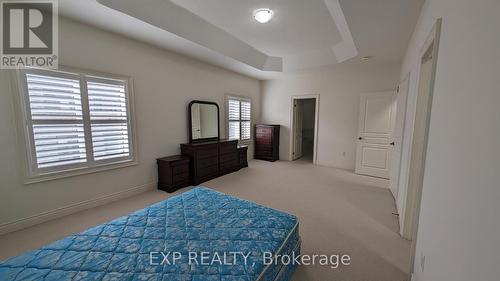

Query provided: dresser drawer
[196,156,218,169]
[255,145,273,152]
[256,135,272,145]
[255,151,273,158]
[173,172,189,182]
[197,164,219,178]
[220,152,237,162]
[239,154,248,164]
[220,157,238,172]
[197,148,218,159]
[256,127,272,135]
[219,141,237,154]
[172,164,189,175]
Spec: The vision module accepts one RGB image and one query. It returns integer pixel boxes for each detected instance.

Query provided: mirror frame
[188,100,220,143]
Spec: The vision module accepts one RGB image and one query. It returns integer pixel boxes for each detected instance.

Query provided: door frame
[292,99,304,160]
[404,18,442,275]
[289,94,320,164]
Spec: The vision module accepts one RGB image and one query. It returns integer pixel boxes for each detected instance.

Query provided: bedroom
[0,1,499,281]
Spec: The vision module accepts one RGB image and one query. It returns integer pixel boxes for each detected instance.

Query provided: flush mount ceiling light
[253,8,274,23]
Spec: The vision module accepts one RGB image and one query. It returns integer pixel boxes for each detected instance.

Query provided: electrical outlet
[420,254,426,272]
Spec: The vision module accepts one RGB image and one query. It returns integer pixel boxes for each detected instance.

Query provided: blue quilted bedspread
[0,187,300,281]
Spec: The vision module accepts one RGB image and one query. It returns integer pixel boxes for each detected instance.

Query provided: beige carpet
[0,159,410,281]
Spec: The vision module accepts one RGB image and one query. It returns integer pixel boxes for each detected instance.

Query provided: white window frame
[14,66,138,184]
[225,95,252,143]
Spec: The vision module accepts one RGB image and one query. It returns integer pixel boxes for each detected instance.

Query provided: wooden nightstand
[156,155,191,193]
[237,145,248,169]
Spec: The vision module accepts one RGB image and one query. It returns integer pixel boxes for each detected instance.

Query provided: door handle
[358,137,363,140]
[390,142,395,146]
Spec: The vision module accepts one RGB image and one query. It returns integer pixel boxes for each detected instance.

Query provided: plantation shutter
[87,78,131,161]
[241,101,251,140]
[228,99,240,140]
[227,97,251,141]
[25,72,87,169]
[20,68,136,179]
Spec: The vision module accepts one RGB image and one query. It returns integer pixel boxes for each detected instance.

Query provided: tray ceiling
[170,0,351,71]
[96,0,357,72]
[59,0,423,79]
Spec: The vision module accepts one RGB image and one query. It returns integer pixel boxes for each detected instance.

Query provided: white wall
[399,0,500,280]
[0,18,260,230]
[261,64,400,170]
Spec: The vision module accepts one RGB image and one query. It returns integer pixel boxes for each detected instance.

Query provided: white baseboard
[0,182,156,235]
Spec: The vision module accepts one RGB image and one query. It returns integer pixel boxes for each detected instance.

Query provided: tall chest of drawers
[254,124,280,162]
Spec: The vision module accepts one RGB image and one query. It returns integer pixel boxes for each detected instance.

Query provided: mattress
[0,187,300,281]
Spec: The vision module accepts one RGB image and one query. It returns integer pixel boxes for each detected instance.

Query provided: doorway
[404,19,442,275]
[290,95,319,164]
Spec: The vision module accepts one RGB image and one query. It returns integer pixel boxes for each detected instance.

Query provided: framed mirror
[188,100,220,143]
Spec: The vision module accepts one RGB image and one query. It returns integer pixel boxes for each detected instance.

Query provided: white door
[389,78,410,198]
[355,92,396,179]
[293,99,303,160]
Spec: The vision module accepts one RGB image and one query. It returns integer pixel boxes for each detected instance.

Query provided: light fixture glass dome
[253,8,274,23]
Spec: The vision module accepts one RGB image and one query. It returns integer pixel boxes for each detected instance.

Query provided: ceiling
[58,0,424,79]
[170,0,349,71]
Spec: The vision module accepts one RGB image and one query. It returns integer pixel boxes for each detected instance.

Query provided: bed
[0,187,300,281]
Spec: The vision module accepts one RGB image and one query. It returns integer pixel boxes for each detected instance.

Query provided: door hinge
[397,86,400,93]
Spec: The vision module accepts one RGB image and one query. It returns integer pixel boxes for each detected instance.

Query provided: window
[227,96,251,141]
[17,68,136,181]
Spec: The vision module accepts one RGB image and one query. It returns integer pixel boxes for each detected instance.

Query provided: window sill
[24,159,138,185]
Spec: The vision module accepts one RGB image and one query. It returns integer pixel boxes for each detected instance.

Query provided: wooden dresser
[254,124,280,161]
[181,139,239,185]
